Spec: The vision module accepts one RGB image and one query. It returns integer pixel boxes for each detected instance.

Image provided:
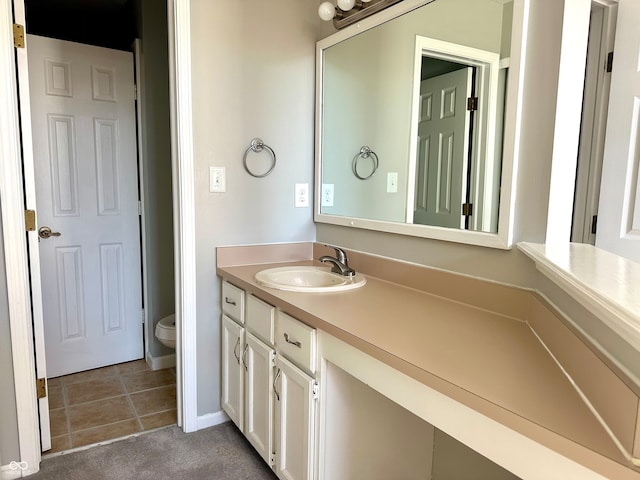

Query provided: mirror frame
[314,0,530,249]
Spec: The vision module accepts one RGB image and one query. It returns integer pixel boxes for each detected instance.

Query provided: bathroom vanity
[217,242,640,480]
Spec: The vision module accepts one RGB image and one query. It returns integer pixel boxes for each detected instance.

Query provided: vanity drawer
[276,312,316,374]
[246,294,275,345]
[222,281,245,323]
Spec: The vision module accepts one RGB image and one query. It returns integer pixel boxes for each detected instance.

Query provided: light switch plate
[210,167,226,193]
[387,172,398,193]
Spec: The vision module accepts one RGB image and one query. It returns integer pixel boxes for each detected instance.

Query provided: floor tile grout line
[47,361,178,453]
[61,377,72,448]
[63,383,175,409]
[118,368,146,432]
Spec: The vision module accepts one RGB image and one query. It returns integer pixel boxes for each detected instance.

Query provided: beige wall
[189,0,567,419]
[0,205,20,463]
[190,0,317,415]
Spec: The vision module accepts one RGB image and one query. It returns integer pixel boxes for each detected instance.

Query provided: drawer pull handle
[284,332,302,348]
[225,297,237,306]
[233,337,241,364]
[242,344,249,372]
[273,367,282,401]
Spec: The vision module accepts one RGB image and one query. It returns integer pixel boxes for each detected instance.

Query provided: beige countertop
[217,255,640,479]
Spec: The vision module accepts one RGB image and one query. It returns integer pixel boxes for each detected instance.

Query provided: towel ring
[243,138,276,178]
[352,146,378,180]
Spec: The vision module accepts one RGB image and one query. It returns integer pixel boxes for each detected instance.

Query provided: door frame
[571,0,618,244]
[0,0,196,474]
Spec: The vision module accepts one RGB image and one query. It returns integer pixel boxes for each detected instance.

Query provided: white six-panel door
[27,34,142,377]
[596,0,640,262]
[414,67,472,229]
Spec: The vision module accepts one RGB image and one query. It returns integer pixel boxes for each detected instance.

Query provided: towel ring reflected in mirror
[352,145,379,180]
[243,138,277,178]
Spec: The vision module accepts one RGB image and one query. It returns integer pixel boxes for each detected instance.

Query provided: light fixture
[318,0,406,29]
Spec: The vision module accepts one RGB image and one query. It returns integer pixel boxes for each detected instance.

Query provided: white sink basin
[254,266,366,293]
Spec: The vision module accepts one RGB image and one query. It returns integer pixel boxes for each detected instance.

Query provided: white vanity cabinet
[220,281,245,431]
[243,295,276,465]
[273,312,318,480]
[220,280,319,480]
[273,354,317,480]
[221,315,244,429]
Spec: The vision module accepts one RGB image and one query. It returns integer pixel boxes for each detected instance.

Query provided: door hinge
[141,309,145,324]
[13,24,25,48]
[36,378,46,399]
[25,210,36,231]
[270,351,276,367]
[270,452,276,467]
[462,203,473,217]
[312,381,319,401]
[138,201,142,215]
[467,97,478,111]
[606,51,614,73]
[591,214,598,235]
[134,84,138,101]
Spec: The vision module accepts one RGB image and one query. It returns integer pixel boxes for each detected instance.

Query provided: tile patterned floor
[46,360,176,454]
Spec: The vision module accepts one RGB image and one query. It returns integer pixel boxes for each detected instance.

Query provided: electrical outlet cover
[295,183,309,207]
[321,184,334,207]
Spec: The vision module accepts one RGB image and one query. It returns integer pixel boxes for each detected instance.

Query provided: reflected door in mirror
[415,66,472,229]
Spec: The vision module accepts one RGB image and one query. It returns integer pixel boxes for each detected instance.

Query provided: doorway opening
[23,0,176,453]
[571,1,617,244]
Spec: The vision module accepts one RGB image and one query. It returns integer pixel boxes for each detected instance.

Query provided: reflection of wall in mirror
[322,0,513,226]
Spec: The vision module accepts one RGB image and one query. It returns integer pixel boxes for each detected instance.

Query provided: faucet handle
[324,244,348,264]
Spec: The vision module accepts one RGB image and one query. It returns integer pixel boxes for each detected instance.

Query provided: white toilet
[155,314,176,349]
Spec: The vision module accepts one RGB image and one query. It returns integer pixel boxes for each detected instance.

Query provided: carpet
[27,422,278,479]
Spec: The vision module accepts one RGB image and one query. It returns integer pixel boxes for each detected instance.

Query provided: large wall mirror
[314,0,528,248]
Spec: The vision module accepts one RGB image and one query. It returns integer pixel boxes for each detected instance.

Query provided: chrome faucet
[319,245,355,277]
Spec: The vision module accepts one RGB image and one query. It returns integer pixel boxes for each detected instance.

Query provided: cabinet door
[245,332,275,465]
[274,355,317,480]
[221,314,244,430]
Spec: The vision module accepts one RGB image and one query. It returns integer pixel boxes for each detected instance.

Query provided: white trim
[0,465,23,480]
[13,0,52,455]
[133,38,152,373]
[196,411,230,430]
[167,0,198,433]
[545,0,592,244]
[0,0,41,475]
[517,242,640,355]
[145,351,176,371]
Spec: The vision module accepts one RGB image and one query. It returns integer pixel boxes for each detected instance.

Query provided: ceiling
[24,0,136,50]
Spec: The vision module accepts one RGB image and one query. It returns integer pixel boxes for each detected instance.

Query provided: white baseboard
[196,410,230,430]
[145,351,176,370]
[1,464,26,480]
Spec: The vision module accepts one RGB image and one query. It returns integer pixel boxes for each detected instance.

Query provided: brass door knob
[38,226,61,239]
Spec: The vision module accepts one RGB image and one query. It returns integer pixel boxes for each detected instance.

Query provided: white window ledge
[518,242,640,353]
